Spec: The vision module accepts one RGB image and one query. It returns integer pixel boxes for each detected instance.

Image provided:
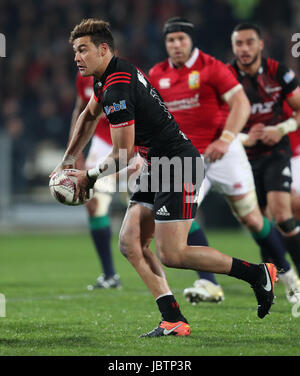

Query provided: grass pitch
[0,230,300,356]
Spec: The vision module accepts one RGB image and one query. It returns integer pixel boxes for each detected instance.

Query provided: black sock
[228,258,262,286]
[156,295,187,323]
[284,231,300,276]
[90,226,115,278]
[187,228,219,285]
[254,226,290,272]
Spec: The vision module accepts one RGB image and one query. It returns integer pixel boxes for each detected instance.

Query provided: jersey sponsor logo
[188,70,200,89]
[165,94,200,112]
[283,69,296,84]
[104,100,127,115]
[251,101,274,115]
[110,119,134,128]
[265,86,282,94]
[159,78,171,89]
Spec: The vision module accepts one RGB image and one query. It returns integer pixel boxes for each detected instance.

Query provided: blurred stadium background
[1,0,299,233]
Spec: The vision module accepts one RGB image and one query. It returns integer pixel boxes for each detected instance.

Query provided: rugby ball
[49,169,93,206]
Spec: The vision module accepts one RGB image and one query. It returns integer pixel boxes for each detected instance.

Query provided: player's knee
[85,197,98,217]
[118,229,139,261]
[87,192,112,217]
[277,217,297,235]
[118,232,130,258]
[241,210,263,232]
[229,190,258,220]
[274,212,292,226]
[156,244,181,268]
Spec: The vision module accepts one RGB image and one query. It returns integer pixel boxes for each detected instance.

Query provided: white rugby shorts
[291,155,300,194]
[86,135,116,194]
[198,137,255,204]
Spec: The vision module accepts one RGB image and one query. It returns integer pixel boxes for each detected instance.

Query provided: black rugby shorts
[130,146,204,222]
[250,149,292,208]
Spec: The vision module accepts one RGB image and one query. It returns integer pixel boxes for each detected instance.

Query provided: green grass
[0,230,300,356]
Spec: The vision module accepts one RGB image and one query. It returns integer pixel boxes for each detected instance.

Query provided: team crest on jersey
[159,78,171,89]
[188,71,200,89]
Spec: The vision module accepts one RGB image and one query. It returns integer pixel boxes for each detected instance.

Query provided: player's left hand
[49,155,76,178]
[204,139,229,162]
[65,169,93,203]
[260,126,282,146]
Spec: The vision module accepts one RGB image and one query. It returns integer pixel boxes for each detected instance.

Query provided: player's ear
[99,42,110,57]
[259,39,264,52]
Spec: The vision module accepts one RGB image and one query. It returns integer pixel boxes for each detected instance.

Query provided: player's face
[165,32,193,67]
[232,29,264,67]
[73,36,104,76]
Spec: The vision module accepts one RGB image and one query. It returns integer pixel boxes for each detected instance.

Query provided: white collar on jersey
[168,48,199,69]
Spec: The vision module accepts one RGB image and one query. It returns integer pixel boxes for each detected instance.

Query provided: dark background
[1,0,299,228]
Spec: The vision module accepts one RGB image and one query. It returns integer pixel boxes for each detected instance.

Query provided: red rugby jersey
[76,72,112,145]
[289,130,300,157]
[284,101,300,158]
[149,48,240,153]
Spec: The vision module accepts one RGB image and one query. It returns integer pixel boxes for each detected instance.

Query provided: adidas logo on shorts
[156,206,170,216]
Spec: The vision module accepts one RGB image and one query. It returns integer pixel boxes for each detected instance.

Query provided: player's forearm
[219,90,251,144]
[68,107,82,144]
[63,108,99,162]
[224,94,251,135]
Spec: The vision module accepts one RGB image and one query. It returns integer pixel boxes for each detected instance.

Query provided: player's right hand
[247,123,265,146]
[65,169,92,202]
[204,139,229,162]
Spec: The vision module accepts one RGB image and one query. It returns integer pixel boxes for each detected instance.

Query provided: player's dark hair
[69,18,114,52]
[232,23,262,39]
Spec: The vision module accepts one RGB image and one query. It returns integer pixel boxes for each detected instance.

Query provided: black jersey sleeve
[102,85,135,128]
[276,64,299,98]
[93,78,102,103]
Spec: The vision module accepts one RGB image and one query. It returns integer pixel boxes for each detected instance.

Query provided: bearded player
[149,17,294,304]
[229,23,300,301]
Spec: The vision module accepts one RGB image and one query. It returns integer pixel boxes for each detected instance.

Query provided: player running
[229,23,300,301]
[52,18,277,337]
[149,17,293,304]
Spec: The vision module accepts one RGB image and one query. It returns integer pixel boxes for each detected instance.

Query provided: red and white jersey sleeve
[149,48,240,153]
[284,101,300,158]
[75,72,112,145]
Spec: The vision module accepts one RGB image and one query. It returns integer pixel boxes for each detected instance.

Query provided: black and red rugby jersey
[93,56,192,159]
[228,57,300,159]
